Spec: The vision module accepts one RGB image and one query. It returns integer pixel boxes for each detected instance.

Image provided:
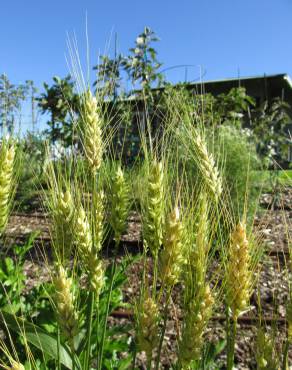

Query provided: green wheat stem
[96,295,100,367]
[72,350,76,370]
[98,240,119,370]
[57,326,61,370]
[87,171,98,370]
[155,291,171,370]
[152,253,158,299]
[226,316,237,370]
[131,342,137,370]
[282,339,290,370]
[147,353,152,370]
[85,291,95,370]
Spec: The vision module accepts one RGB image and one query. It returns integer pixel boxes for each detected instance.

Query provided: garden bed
[2,187,292,369]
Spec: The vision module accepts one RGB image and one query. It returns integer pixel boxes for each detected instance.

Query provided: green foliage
[109,165,130,241]
[0,232,38,313]
[0,74,28,133]
[211,125,261,219]
[252,98,291,167]
[95,257,135,369]
[215,87,255,127]
[0,234,135,368]
[0,311,79,369]
[38,75,79,147]
[123,26,164,91]
[16,132,47,211]
[93,27,164,97]
[93,54,124,98]
[106,99,139,164]
[182,340,226,370]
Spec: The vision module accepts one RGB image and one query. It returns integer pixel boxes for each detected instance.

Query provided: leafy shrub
[16,132,47,212]
[211,125,261,220]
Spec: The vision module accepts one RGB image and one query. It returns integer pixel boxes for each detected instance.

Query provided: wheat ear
[160,206,184,287]
[226,222,251,320]
[179,284,214,365]
[82,90,103,173]
[53,189,74,262]
[193,131,222,201]
[136,297,160,360]
[0,141,15,236]
[75,206,104,295]
[53,265,78,348]
[110,166,129,242]
[143,160,164,257]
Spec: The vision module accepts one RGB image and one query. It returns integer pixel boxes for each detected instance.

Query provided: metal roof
[189,73,290,85]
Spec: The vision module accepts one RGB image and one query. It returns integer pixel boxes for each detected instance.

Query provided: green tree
[0,74,27,134]
[38,75,79,147]
[123,27,165,93]
[25,80,38,132]
[93,54,124,99]
[215,87,255,127]
[252,98,291,166]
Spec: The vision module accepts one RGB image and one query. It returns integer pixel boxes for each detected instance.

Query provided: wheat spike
[53,265,78,347]
[136,297,160,359]
[87,255,104,295]
[226,222,251,320]
[82,90,103,173]
[160,206,184,287]
[193,131,222,201]
[53,189,74,261]
[179,284,214,365]
[75,206,104,294]
[0,141,15,236]
[55,190,74,222]
[143,160,164,257]
[110,166,129,242]
[75,206,92,255]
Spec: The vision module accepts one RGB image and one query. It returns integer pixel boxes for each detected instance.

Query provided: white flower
[132,58,139,67]
[136,37,144,45]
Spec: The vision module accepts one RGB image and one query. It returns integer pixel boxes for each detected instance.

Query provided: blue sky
[1,0,292,131]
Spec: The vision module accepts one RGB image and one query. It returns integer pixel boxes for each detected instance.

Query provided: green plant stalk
[84,291,95,370]
[72,350,76,370]
[98,241,119,370]
[155,291,171,370]
[57,326,61,370]
[96,295,100,368]
[282,338,290,370]
[131,343,137,370]
[152,252,158,300]
[226,316,237,370]
[147,352,153,370]
[85,164,97,370]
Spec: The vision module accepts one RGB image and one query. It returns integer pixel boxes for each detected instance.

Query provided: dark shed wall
[188,74,292,108]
